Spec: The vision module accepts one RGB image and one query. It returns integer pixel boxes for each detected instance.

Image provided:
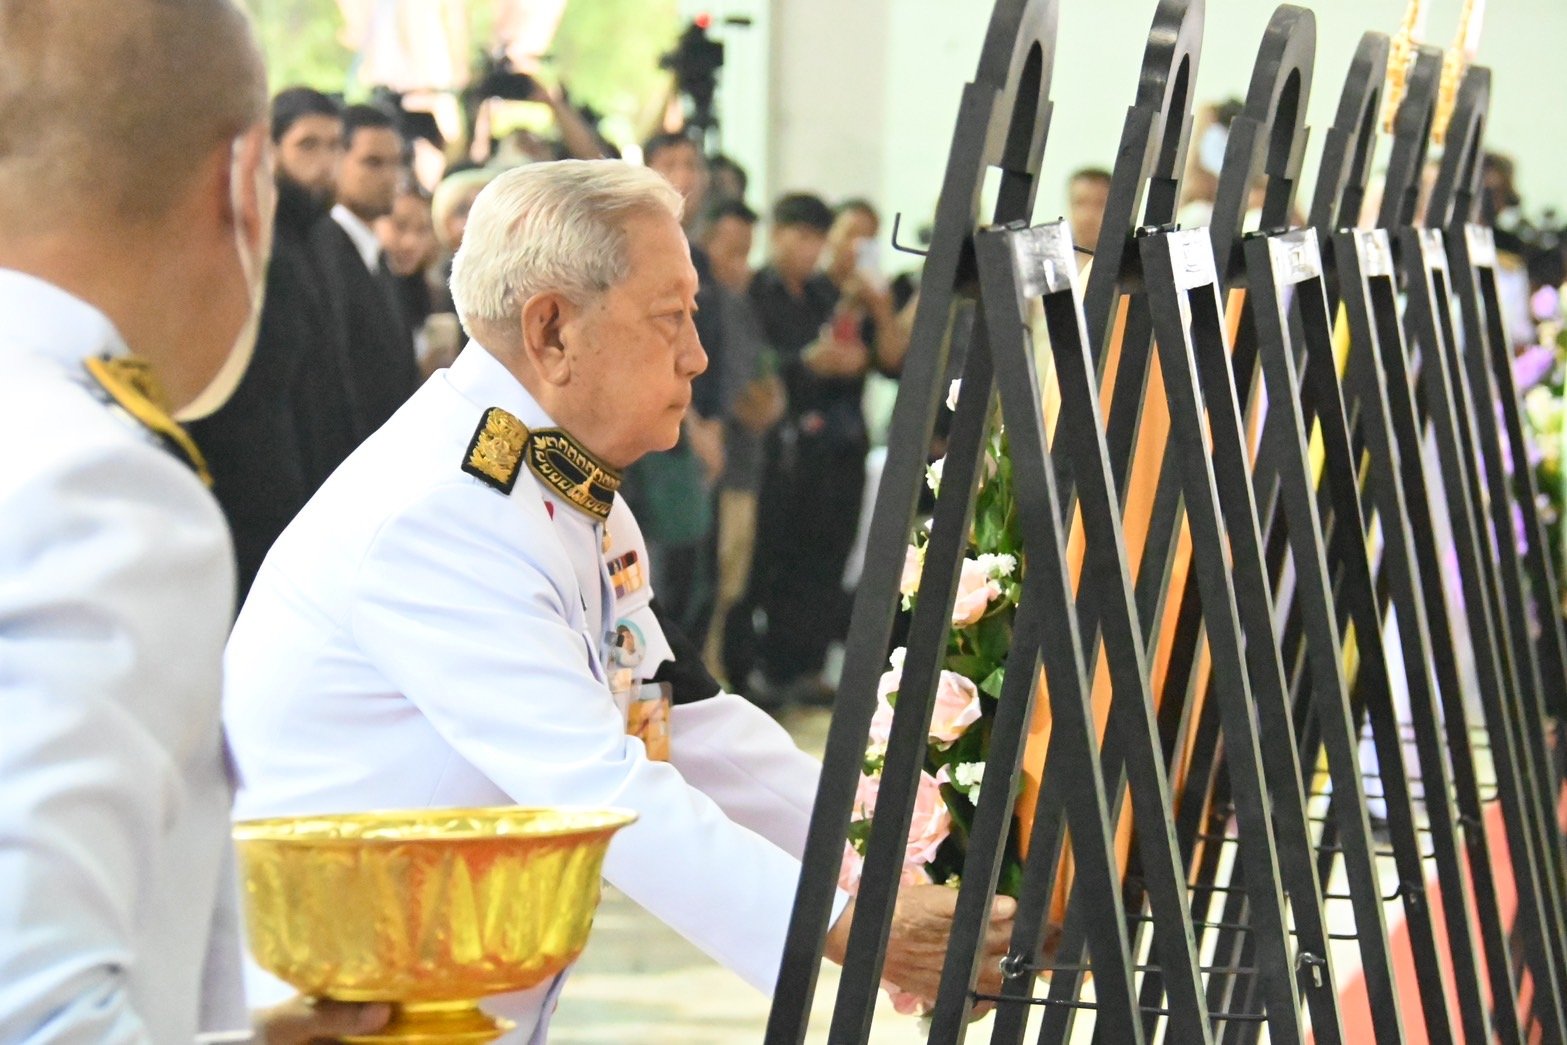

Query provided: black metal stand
[766,3,1567,1042]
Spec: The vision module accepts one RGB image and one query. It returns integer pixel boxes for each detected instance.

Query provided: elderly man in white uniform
[0,2,387,1042]
[224,160,1014,1040]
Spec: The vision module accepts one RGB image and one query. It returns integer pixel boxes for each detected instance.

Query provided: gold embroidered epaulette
[527,428,621,522]
[462,407,529,493]
[461,408,621,520]
[83,355,212,486]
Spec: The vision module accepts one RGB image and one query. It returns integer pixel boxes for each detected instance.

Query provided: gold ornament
[462,408,530,493]
[83,355,211,485]
[526,429,622,522]
[1382,0,1428,133]
[1434,0,1485,145]
[235,806,636,1044]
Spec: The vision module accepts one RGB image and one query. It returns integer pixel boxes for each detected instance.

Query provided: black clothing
[732,267,867,690]
[747,269,865,447]
[690,244,724,421]
[313,219,420,439]
[186,178,363,607]
[392,270,433,338]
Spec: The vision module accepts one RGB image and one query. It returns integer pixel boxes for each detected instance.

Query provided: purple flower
[1513,344,1556,392]
[1532,285,1560,323]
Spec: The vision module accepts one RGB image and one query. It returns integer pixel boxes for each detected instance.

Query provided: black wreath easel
[765,3,1567,1041]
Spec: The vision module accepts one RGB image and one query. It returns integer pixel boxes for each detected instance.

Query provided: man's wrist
[824,897,855,964]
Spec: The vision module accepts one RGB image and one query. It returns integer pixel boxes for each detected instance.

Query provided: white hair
[450,159,683,335]
[431,166,498,250]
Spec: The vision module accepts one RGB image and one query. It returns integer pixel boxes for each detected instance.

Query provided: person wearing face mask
[0,2,386,1042]
[187,87,368,607]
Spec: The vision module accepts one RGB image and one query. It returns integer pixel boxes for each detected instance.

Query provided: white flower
[953,762,986,801]
[888,646,907,672]
[946,379,962,411]
[925,457,944,495]
[975,552,1017,579]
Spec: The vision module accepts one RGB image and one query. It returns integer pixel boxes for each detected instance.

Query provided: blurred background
[244,0,1566,227]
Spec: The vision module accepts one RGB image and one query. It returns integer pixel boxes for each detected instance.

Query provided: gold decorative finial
[1382,0,1429,133]
[1434,0,1486,144]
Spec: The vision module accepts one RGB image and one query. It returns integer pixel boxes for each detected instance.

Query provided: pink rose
[868,694,896,748]
[930,671,982,743]
[951,557,1002,626]
[839,842,864,891]
[900,544,923,600]
[906,770,951,866]
[840,847,930,895]
[868,660,902,747]
[848,770,950,868]
[852,772,880,822]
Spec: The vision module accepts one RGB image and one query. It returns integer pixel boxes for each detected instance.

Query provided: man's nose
[682,322,708,377]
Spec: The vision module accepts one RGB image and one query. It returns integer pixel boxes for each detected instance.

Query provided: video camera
[661,17,727,132]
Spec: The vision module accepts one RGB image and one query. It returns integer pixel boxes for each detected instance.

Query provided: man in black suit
[186,87,365,605]
[316,104,419,439]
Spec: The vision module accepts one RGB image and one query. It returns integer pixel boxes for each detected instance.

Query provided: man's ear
[230,122,274,259]
[519,290,580,386]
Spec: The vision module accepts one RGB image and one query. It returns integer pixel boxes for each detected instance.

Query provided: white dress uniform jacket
[223,343,846,1042]
[0,271,248,1042]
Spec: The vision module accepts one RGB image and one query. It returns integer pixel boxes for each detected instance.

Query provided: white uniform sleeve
[349,481,814,993]
[0,450,189,1044]
[196,842,249,1037]
[668,693,825,860]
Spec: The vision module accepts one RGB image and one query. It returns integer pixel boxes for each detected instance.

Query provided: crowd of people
[3,5,1022,1041]
[13,4,1556,1042]
[199,81,938,715]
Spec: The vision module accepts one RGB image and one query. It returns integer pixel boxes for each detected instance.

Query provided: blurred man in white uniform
[0,2,384,1041]
[224,161,1014,1042]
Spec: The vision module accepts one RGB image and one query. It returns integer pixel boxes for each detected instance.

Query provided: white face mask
[176,130,276,422]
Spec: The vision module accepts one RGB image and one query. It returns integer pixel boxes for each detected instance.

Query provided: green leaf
[973,613,1013,663]
[944,654,992,679]
[980,665,1007,699]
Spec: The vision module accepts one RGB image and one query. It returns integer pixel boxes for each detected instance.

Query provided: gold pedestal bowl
[234,806,637,1044]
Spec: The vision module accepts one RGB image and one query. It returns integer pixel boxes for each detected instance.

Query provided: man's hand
[733,375,786,433]
[802,335,870,379]
[256,997,392,1044]
[823,885,1018,1013]
[883,884,1016,1008]
[685,415,726,485]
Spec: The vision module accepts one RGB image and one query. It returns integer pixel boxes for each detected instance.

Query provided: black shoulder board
[462,407,529,493]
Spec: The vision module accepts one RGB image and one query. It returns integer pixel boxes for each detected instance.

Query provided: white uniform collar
[442,340,560,431]
[331,203,383,272]
[0,268,128,368]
